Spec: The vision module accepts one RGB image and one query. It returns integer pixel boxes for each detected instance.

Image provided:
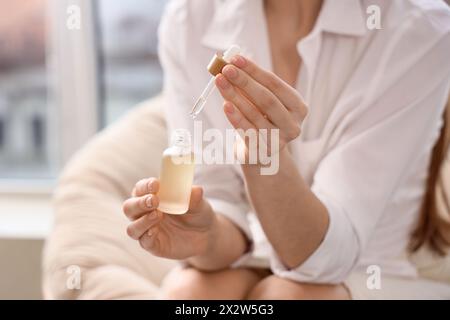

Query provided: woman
[122,0,450,299]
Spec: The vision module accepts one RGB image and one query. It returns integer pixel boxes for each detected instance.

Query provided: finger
[221,64,297,133]
[138,230,161,255]
[223,101,255,132]
[223,101,269,159]
[123,194,159,221]
[188,185,204,212]
[230,55,307,119]
[133,178,159,197]
[126,211,162,240]
[216,74,276,131]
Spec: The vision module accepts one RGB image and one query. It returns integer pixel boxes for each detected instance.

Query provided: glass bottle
[157,129,195,214]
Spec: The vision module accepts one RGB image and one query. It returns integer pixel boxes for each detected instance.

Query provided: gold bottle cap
[207,52,228,76]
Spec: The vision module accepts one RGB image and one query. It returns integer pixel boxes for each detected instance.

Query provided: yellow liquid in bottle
[157,151,195,215]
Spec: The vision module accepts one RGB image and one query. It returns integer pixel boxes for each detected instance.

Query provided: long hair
[410,94,450,255]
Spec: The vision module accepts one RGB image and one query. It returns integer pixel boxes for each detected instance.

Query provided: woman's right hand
[123,178,218,260]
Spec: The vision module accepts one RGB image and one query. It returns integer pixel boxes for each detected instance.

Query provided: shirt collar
[201,0,367,51]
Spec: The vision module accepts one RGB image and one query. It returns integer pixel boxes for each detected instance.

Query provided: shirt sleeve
[270,15,450,283]
[157,3,252,244]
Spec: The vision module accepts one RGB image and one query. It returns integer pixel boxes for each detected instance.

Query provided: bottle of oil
[157,129,195,214]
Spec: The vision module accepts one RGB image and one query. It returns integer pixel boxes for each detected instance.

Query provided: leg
[159,266,268,300]
[247,275,351,300]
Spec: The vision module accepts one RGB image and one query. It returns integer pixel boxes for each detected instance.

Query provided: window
[0,0,57,179]
[96,0,166,126]
[0,0,166,181]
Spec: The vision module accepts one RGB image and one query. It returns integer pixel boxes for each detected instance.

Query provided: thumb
[188,185,204,211]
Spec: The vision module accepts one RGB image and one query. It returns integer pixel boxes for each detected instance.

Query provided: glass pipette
[190,44,241,119]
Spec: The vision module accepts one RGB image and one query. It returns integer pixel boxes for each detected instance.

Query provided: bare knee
[247,275,350,300]
[159,267,213,300]
[159,267,264,300]
[247,275,308,300]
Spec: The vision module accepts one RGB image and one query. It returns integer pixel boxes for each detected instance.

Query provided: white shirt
[158,0,450,283]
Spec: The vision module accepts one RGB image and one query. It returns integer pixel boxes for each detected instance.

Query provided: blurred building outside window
[97,0,165,125]
[0,0,53,180]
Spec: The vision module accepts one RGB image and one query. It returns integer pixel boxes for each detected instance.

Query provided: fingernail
[216,75,230,89]
[231,55,246,68]
[223,65,237,79]
[146,196,153,208]
[147,181,153,193]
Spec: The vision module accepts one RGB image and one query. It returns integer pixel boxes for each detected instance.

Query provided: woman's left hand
[215,55,307,151]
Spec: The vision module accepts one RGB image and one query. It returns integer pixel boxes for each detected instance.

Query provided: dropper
[190,44,241,119]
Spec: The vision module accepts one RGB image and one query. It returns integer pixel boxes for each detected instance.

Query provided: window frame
[50,0,101,167]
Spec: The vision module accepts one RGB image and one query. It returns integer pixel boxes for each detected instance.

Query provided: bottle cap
[207,44,241,76]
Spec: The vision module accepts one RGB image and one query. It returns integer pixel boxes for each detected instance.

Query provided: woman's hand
[214,56,330,269]
[123,178,218,260]
[215,55,307,151]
